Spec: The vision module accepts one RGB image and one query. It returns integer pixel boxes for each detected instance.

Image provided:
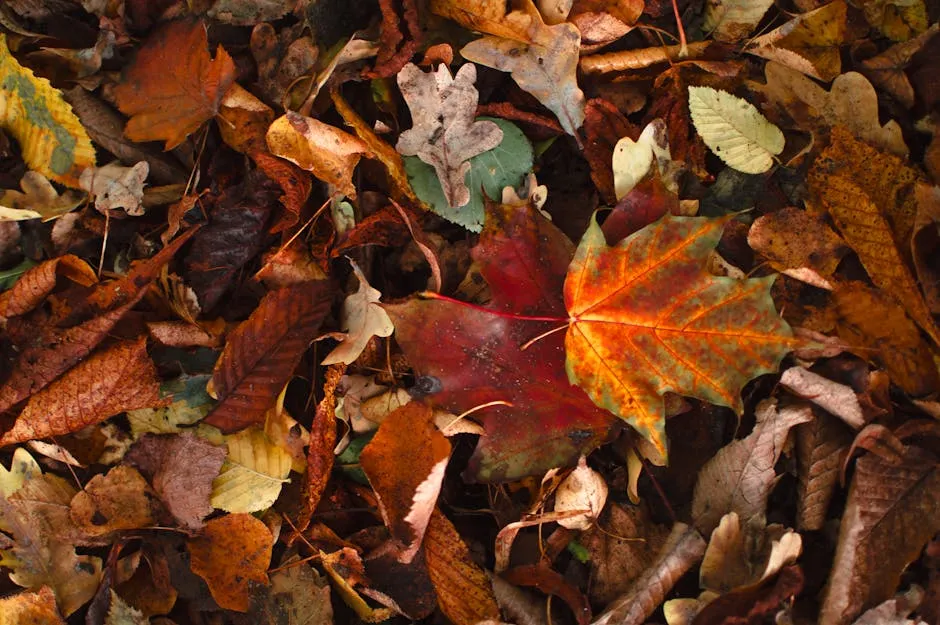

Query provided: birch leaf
[688,86,784,174]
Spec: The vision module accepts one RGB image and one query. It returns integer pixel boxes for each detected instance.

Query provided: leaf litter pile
[1,0,940,624]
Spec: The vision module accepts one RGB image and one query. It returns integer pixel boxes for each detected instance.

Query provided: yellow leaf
[0,448,41,498]
[0,34,96,188]
[210,426,292,513]
[0,171,84,222]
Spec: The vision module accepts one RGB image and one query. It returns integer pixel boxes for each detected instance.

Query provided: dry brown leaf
[692,400,813,536]
[756,62,908,156]
[0,338,162,447]
[424,509,500,625]
[69,466,156,536]
[704,0,774,42]
[359,402,451,563]
[0,586,65,625]
[0,254,96,318]
[859,23,940,108]
[216,82,275,156]
[795,412,853,531]
[747,206,847,289]
[746,0,848,81]
[593,523,707,625]
[113,19,236,150]
[79,161,150,216]
[808,127,938,346]
[266,111,372,199]
[820,445,940,625]
[912,182,940,314]
[188,514,272,612]
[780,367,866,429]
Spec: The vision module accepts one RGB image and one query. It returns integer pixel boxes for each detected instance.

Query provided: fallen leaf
[0,338,162,447]
[69,465,156,536]
[125,433,226,530]
[322,260,394,366]
[850,585,925,625]
[269,554,333,625]
[795,412,853,531]
[593,523,707,625]
[746,0,849,81]
[687,86,784,174]
[359,402,450,563]
[460,4,585,137]
[855,0,928,41]
[553,456,608,530]
[210,425,293,513]
[912,182,940,313]
[395,63,502,209]
[204,280,332,433]
[780,367,866,429]
[612,119,671,200]
[565,215,795,457]
[215,82,275,156]
[365,0,422,78]
[692,400,813,535]
[0,34,96,187]
[188,513,272,612]
[105,591,147,625]
[704,0,774,42]
[207,0,293,25]
[79,161,149,216]
[502,563,592,625]
[0,254,96,318]
[266,111,372,199]
[113,19,236,150]
[0,586,65,625]
[859,24,940,108]
[424,509,500,625]
[820,444,940,625]
[0,171,85,221]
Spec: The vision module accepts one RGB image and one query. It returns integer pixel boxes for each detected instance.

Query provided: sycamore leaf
[396,63,503,208]
[703,0,774,42]
[0,35,96,188]
[687,86,784,174]
[460,12,585,137]
[321,259,394,366]
[113,19,236,150]
[746,0,848,81]
[404,117,533,231]
[266,111,372,199]
[0,171,84,222]
[188,514,272,613]
[565,215,795,458]
[210,425,293,513]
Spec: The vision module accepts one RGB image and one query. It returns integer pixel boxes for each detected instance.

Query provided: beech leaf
[565,215,795,458]
[687,86,784,174]
[396,63,503,209]
[209,425,293,514]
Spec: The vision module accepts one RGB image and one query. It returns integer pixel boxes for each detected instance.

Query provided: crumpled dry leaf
[321,259,395,366]
[395,63,502,208]
[0,171,84,222]
[688,86,784,174]
[553,456,608,530]
[79,161,149,216]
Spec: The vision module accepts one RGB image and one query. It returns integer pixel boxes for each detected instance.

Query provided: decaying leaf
[687,86,784,174]
[704,0,774,42]
[0,34,96,188]
[795,412,853,531]
[113,19,236,150]
[396,63,502,208]
[79,161,149,216]
[565,215,795,457]
[188,513,272,612]
[69,465,156,536]
[359,402,451,563]
[322,259,394,366]
[553,456,608,530]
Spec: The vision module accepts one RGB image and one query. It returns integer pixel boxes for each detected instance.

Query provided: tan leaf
[188,514,272,612]
[266,111,372,199]
[692,400,813,535]
[554,456,608,530]
[69,466,156,536]
[216,82,275,156]
[820,445,940,625]
[0,338,162,447]
[703,0,774,42]
[747,0,848,81]
[0,586,65,625]
[780,367,866,429]
[593,523,707,625]
[795,412,853,531]
[269,555,333,624]
[424,509,500,625]
[395,63,502,208]
[359,402,451,563]
[0,171,84,222]
[755,62,907,156]
[79,161,150,216]
[321,259,395,366]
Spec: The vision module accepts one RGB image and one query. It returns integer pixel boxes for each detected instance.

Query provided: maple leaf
[564,215,796,458]
[113,19,236,150]
[395,63,503,208]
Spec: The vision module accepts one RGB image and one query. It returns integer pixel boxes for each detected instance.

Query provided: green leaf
[405,117,533,232]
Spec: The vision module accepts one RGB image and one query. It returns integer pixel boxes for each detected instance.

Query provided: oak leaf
[203,280,332,433]
[565,215,796,457]
[79,161,150,216]
[188,514,272,612]
[396,63,502,208]
[321,260,394,366]
[113,19,236,150]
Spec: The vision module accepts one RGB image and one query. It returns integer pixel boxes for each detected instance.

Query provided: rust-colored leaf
[113,19,236,150]
[565,215,796,457]
[359,402,450,563]
[424,509,500,625]
[188,513,272,612]
[0,255,96,319]
[0,338,161,447]
[203,281,331,433]
[0,586,65,625]
[69,465,156,536]
[795,411,853,531]
[820,445,940,625]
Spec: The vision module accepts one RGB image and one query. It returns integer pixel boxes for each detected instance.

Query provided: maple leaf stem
[418,292,569,323]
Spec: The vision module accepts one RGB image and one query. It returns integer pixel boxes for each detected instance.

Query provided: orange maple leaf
[113,19,236,150]
[565,215,795,457]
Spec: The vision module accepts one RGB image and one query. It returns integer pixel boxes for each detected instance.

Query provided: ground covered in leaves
[0,0,939,624]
